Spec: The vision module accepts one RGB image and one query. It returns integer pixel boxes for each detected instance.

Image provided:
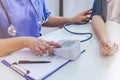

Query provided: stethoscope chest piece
[8,24,17,36]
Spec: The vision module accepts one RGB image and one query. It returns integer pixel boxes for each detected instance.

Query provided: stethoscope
[0,0,17,36]
[0,0,45,36]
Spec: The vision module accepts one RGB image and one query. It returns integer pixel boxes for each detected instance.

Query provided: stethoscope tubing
[63,18,93,43]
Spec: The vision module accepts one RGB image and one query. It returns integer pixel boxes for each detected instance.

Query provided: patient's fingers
[100,44,109,56]
[108,43,118,55]
[101,43,118,56]
[100,41,118,56]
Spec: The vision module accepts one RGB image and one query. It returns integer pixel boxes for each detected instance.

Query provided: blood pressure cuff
[91,0,107,22]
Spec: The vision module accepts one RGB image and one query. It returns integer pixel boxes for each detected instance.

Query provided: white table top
[0,21,120,80]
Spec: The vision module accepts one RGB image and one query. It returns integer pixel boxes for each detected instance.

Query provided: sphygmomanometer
[91,0,107,22]
[53,0,107,60]
[53,40,83,60]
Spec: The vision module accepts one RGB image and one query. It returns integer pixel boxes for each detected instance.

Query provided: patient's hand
[100,40,118,56]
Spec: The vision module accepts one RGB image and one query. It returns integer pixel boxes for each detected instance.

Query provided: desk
[0,21,120,80]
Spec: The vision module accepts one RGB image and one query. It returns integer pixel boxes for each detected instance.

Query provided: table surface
[0,21,120,80]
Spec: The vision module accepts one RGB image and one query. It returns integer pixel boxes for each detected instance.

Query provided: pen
[18,60,51,64]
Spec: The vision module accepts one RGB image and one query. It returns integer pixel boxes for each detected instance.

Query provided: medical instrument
[58,0,107,60]
[62,17,92,60]
[0,0,17,36]
[63,0,107,42]
[53,40,85,60]
[64,23,93,42]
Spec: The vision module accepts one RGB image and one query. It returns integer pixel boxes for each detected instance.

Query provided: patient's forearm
[92,15,109,41]
[0,37,27,57]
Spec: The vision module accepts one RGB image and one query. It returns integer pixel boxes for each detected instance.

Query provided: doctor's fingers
[80,16,90,22]
[32,44,50,56]
[81,9,92,15]
[38,39,61,48]
[34,47,44,56]
[37,39,61,54]
[40,41,61,55]
[46,41,61,48]
[39,43,53,55]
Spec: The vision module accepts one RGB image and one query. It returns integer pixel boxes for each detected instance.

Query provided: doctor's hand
[70,9,92,23]
[25,37,61,56]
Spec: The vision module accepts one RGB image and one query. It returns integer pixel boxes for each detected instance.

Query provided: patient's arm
[92,15,118,56]
[92,15,108,41]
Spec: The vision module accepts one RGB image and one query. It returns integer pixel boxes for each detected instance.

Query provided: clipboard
[1,48,71,80]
